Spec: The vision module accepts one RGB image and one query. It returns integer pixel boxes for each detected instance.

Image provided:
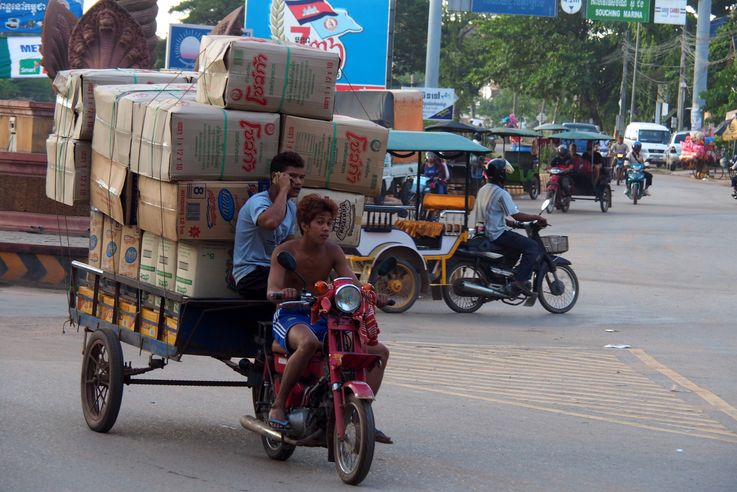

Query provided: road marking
[384,342,737,444]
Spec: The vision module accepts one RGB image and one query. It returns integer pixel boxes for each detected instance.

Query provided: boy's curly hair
[297,194,338,233]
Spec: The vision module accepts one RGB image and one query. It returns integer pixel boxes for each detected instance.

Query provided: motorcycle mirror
[277,251,297,272]
[375,257,397,277]
[541,198,551,213]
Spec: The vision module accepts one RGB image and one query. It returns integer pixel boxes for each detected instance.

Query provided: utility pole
[629,23,641,124]
[691,0,711,131]
[616,31,630,135]
[677,26,687,130]
[425,0,442,88]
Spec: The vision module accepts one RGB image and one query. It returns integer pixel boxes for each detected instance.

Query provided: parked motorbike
[441,199,579,314]
[241,252,394,485]
[625,161,647,204]
[545,167,573,213]
[614,153,626,186]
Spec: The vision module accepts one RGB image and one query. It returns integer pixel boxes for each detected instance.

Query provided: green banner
[587,0,651,23]
[0,38,10,78]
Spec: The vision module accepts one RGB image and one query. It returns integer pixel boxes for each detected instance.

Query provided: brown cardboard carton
[297,188,364,248]
[92,83,197,165]
[132,97,280,181]
[138,176,266,241]
[45,135,91,206]
[117,225,142,279]
[280,115,388,196]
[100,216,123,273]
[88,209,105,268]
[197,35,338,121]
[174,241,235,297]
[89,151,137,225]
[138,232,160,285]
[52,69,196,140]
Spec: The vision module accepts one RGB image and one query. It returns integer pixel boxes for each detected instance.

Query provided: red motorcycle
[241,252,393,485]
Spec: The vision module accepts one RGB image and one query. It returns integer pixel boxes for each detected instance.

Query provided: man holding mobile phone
[232,151,306,300]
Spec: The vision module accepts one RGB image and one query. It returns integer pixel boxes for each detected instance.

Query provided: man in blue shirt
[472,158,547,296]
[232,151,306,300]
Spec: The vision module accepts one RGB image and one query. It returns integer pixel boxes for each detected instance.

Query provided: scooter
[241,252,394,485]
[625,161,647,204]
[441,199,579,314]
[545,167,573,213]
[614,153,626,185]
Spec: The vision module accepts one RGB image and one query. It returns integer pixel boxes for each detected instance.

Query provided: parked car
[562,122,609,157]
[665,131,691,170]
[624,122,671,167]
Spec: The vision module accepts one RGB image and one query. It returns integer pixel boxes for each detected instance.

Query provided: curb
[0,242,87,289]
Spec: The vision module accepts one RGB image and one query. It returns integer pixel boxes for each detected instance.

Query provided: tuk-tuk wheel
[528,176,540,200]
[600,187,611,213]
[371,258,420,314]
[81,329,124,433]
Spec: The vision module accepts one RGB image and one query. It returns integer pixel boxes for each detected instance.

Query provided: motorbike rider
[232,151,305,300]
[472,159,548,296]
[625,141,653,195]
[266,194,393,444]
[582,141,609,194]
[610,135,629,167]
[423,152,449,194]
[549,145,575,196]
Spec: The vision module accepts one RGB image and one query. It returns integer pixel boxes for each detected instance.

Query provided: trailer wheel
[81,329,124,433]
[371,258,420,313]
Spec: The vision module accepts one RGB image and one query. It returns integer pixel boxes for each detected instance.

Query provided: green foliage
[0,78,54,102]
[153,38,167,70]
[169,0,242,26]
[392,0,428,84]
[703,13,737,121]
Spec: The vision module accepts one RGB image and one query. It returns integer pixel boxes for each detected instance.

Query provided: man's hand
[272,172,292,194]
[536,216,549,228]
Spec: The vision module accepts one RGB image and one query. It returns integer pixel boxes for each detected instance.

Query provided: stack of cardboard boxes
[46,37,389,344]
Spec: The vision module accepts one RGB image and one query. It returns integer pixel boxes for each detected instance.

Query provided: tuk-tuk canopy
[425,121,490,134]
[548,130,612,141]
[488,127,542,138]
[534,123,568,132]
[387,130,490,153]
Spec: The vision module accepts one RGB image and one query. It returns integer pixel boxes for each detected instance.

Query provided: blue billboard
[472,0,557,18]
[244,0,391,90]
[166,24,213,71]
[1,0,83,33]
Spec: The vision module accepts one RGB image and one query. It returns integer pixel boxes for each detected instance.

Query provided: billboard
[587,0,651,23]
[403,88,457,121]
[470,0,556,17]
[166,24,214,71]
[0,36,45,78]
[1,0,83,33]
[244,0,391,91]
[654,0,686,25]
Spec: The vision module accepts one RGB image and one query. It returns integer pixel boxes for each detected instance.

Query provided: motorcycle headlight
[334,284,362,313]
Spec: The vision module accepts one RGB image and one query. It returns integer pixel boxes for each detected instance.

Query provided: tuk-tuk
[488,127,544,199]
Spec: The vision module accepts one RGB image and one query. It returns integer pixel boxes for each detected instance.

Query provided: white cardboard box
[175,241,235,297]
[155,238,178,291]
[138,232,160,286]
[45,135,91,206]
[197,35,338,120]
[297,188,364,248]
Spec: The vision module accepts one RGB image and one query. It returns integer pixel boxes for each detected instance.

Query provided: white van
[623,122,671,167]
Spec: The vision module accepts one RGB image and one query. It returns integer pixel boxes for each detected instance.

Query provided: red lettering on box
[345,131,367,184]
[240,120,263,172]
[245,54,268,106]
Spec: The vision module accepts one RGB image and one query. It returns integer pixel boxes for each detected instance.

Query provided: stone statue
[210,6,245,36]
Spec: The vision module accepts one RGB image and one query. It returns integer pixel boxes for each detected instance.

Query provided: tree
[168,0,242,26]
[0,79,54,102]
[392,0,428,85]
[703,13,737,120]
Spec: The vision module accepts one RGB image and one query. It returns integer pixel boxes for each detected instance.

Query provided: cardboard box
[45,135,91,206]
[174,241,235,297]
[140,308,159,339]
[297,188,364,247]
[100,217,123,273]
[117,225,142,279]
[155,238,178,291]
[52,69,196,140]
[138,232,160,286]
[88,209,105,268]
[130,97,279,181]
[92,83,197,166]
[197,35,339,121]
[280,115,388,196]
[138,176,267,241]
[89,151,137,225]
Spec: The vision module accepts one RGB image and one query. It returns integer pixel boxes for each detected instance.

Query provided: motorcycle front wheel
[334,395,375,485]
[545,190,556,213]
[441,260,488,313]
[253,378,296,461]
[536,264,579,314]
[631,182,639,204]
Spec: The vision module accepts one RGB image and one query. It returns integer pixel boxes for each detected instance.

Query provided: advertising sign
[654,0,686,25]
[244,0,391,91]
[471,0,557,18]
[404,88,457,121]
[587,0,651,23]
[0,36,45,78]
[1,0,83,33]
[166,23,213,70]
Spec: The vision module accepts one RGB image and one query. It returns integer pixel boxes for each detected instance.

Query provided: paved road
[1,174,735,491]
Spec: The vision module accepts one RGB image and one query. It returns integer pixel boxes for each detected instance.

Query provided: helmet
[557,145,568,154]
[484,158,514,183]
[633,141,642,152]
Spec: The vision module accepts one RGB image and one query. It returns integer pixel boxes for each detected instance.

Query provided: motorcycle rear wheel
[441,260,488,313]
[254,378,296,461]
[536,264,579,314]
[334,395,375,485]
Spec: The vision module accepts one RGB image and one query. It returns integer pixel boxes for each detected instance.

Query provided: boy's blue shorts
[272,307,328,354]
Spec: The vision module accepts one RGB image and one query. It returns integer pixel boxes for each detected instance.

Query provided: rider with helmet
[549,144,575,196]
[626,141,653,194]
[472,159,548,296]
